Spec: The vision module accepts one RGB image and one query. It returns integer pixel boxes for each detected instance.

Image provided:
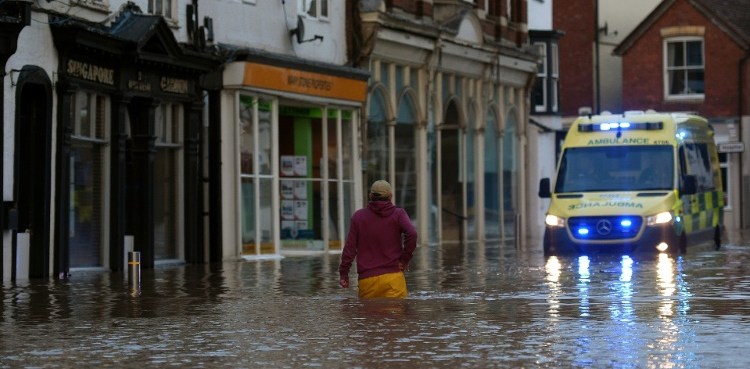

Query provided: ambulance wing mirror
[681,175,697,195]
[539,178,551,198]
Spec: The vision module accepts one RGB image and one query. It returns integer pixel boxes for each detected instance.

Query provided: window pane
[320,0,328,17]
[686,41,703,66]
[240,96,254,175]
[69,141,103,267]
[154,147,177,259]
[687,70,704,94]
[667,42,684,67]
[241,177,256,254]
[484,110,500,239]
[341,111,353,180]
[668,69,686,95]
[79,93,90,137]
[258,100,272,175]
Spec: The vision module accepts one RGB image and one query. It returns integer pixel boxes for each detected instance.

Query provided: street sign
[718,142,745,153]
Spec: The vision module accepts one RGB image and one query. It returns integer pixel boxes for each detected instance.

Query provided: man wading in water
[339,180,418,297]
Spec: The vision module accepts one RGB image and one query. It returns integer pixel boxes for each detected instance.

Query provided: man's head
[369,180,392,201]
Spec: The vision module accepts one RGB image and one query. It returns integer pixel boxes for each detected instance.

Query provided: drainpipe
[739,50,750,228]
[594,0,601,114]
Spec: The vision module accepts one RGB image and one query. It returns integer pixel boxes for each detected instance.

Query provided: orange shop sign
[243,62,366,102]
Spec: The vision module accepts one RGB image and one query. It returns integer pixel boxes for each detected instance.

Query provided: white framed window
[150,0,176,22]
[551,43,559,112]
[299,0,328,20]
[664,37,704,99]
[534,42,547,112]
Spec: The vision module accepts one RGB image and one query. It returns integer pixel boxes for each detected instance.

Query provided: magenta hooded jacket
[339,200,418,281]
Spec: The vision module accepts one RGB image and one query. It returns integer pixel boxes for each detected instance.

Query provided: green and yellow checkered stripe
[682,190,722,233]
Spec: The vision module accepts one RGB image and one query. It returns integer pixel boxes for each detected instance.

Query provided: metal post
[515,213,522,249]
[128,251,141,297]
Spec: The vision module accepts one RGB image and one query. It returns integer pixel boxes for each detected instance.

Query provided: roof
[614,0,750,55]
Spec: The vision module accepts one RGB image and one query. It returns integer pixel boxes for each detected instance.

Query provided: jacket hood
[367,200,396,217]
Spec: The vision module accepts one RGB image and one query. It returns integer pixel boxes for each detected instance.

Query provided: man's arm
[398,209,418,268]
[339,219,358,287]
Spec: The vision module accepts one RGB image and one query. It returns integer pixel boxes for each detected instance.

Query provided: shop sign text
[67,60,114,85]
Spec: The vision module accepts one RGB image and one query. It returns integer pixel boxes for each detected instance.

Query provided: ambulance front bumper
[543,222,681,255]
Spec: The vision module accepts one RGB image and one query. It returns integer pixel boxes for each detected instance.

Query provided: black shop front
[45,8,219,277]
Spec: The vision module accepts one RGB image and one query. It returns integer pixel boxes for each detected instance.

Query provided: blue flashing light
[578,228,589,235]
[620,122,631,128]
[621,220,632,227]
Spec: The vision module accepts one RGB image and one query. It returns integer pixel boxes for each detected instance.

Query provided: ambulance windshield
[555,145,674,193]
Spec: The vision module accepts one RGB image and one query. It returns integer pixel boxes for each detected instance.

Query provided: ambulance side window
[696,143,715,190]
[678,145,687,178]
[683,142,715,191]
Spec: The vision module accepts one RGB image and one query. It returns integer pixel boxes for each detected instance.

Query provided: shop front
[45,9,218,276]
[219,50,369,259]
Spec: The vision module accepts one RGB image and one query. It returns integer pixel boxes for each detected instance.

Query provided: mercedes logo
[596,219,612,235]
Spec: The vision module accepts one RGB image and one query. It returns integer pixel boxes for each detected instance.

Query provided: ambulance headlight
[545,214,565,228]
[647,211,673,226]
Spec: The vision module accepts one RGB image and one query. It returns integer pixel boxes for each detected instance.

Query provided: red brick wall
[621,0,742,118]
[554,0,595,116]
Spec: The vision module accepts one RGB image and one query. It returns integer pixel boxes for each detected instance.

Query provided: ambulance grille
[568,216,642,240]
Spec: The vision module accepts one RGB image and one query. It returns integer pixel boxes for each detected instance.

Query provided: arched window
[484,107,500,240]
[502,109,519,240]
[395,93,417,218]
[365,89,389,193]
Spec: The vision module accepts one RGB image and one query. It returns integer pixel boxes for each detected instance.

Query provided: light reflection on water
[2,241,750,368]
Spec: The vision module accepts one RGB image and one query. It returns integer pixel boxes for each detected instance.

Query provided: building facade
[355,0,538,247]
[613,0,750,232]
[3,0,219,281]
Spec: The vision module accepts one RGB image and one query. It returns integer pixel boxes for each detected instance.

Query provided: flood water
[2,232,750,368]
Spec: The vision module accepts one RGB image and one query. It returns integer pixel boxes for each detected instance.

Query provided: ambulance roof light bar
[578,121,664,132]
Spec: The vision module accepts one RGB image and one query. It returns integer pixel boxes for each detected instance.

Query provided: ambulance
[538,111,723,255]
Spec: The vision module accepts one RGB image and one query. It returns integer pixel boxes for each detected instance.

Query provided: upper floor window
[150,0,176,22]
[532,39,559,114]
[299,0,328,19]
[664,38,704,99]
[533,42,547,112]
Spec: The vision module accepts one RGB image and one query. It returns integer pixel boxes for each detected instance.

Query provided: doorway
[16,67,53,278]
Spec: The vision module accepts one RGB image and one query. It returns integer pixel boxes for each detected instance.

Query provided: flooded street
[2,233,750,368]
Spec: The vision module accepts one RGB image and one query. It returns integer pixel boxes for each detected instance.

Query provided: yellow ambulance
[538,111,723,255]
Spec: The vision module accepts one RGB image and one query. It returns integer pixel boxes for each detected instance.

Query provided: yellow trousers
[358,271,407,298]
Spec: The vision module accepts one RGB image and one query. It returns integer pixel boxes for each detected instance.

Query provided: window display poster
[295,221,308,230]
[281,156,295,176]
[281,200,295,220]
[294,200,308,220]
[294,156,307,176]
[293,181,307,199]
[281,220,295,230]
[281,180,294,199]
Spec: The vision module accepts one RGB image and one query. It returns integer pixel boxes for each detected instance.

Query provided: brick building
[613,0,750,231]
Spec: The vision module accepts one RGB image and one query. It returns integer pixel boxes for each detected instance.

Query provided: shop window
[299,0,328,20]
[154,103,183,260]
[665,38,704,99]
[70,91,109,268]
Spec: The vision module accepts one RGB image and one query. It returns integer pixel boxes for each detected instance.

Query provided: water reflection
[1,241,750,367]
